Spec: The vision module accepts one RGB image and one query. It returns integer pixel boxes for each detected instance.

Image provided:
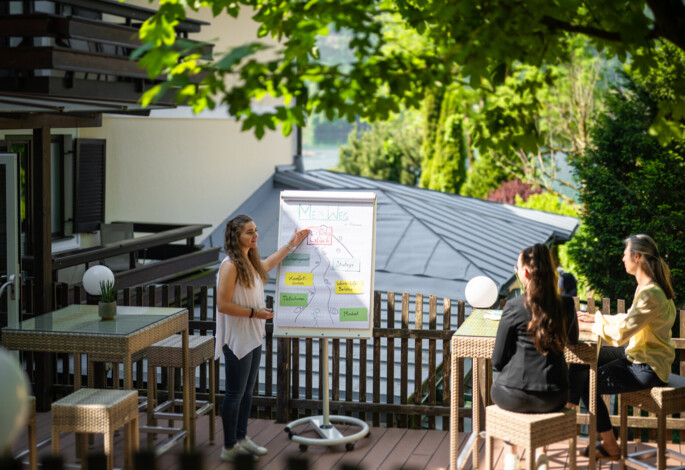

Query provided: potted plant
[98,280,117,320]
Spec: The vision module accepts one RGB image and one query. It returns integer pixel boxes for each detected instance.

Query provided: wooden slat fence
[9,280,685,440]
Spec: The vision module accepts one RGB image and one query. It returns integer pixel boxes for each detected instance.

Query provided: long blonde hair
[624,234,675,299]
[224,215,268,288]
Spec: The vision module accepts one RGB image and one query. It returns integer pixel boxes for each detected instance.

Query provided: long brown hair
[521,244,566,355]
[224,215,268,288]
[624,234,675,299]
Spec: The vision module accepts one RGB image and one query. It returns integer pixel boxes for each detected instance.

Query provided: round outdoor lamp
[0,346,30,450]
[464,276,498,308]
[83,265,115,296]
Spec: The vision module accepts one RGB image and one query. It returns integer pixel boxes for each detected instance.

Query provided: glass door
[0,153,20,328]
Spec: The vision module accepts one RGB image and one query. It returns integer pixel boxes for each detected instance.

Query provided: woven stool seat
[485,405,577,470]
[145,334,215,448]
[52,388,139,470]
[620,374,685,470]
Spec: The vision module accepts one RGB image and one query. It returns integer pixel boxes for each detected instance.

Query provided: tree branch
[540,15,623,42]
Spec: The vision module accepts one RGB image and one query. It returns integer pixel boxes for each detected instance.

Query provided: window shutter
[73,139,106,233]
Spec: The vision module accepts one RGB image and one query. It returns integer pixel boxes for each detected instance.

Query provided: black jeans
[221,344,262,448]
[569,346,666,433]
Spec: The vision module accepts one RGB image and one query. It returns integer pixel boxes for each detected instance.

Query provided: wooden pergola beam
[0,113,102,129]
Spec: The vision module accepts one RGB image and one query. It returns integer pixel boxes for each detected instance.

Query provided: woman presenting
[214,215,309,462]
[570,234,676,460]
[492,244,579,470]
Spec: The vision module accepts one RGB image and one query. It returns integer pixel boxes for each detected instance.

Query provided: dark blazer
[492,295,579,392]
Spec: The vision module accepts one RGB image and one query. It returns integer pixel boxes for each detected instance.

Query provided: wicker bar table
[1,304,192,451]
[449,308,601,470]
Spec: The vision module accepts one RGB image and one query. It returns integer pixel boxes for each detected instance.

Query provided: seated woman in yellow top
[569,234,676,460]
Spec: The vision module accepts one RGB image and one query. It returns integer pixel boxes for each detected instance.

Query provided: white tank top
[214,257,266,360]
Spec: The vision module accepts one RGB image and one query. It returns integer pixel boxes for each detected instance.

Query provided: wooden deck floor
[10,411,685,470]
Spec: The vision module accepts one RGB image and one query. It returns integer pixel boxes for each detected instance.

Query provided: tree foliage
[337,112,422,186]
[420,86,468,193]
[460,151,521,200]
[135,0,685,143]
[567,64,685,304]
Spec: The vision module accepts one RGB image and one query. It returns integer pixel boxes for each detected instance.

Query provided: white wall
[78,116,290,237]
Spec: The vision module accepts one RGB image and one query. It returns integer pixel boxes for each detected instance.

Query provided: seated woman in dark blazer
[491,244,579,470]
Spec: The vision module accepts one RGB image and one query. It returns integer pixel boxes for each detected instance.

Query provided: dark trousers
[221,344,262,448]
[491,381,568,413]
[569,346,666,433]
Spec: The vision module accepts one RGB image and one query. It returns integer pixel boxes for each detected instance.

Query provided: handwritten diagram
[274,193,376,336]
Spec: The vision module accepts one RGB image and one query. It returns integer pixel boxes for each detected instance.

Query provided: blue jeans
[569,346,666,433]
[222,344,262,448]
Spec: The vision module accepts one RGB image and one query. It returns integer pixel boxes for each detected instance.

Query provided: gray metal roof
[205,168,579,300]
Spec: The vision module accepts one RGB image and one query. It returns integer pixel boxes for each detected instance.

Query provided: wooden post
[276,337,290,422]
[32,126,54,411]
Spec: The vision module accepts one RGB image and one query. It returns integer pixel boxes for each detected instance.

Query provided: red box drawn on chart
[307,226,333,245]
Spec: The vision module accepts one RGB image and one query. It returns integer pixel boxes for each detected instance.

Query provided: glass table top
[2,304,186,336]
[453,309,502,337]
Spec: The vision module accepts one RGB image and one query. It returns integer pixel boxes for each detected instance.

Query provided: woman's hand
[263,227,311,271]
[288,228,310,249]
[577,311,595,332]
[577,312,594,323]
[254,308,274,320]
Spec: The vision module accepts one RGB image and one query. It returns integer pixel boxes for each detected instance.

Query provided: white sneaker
[220,443,258,462]
[504,453,521,470]
[536,451,549,470]
[240,436,268,456]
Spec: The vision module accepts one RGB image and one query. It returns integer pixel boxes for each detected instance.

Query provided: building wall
[78,116,290,236]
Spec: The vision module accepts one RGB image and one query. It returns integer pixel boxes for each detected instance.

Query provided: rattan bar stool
[485,405,577,470]
[51,388,139,470]
[145,334,215,448]
[620,374,685,470]
[27,395,37,470]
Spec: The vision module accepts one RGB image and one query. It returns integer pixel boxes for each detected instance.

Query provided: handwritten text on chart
[340,308,368,322]
[332,258,360,272]
[280,293,308,307]
[285,273,313,286]
[282,253,310,267]
[335,280,363,294]
[298,205,349,222]
[307,226,333,246]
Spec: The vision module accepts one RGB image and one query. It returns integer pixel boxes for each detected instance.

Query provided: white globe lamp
[83,265,115,296]
[0,346,30,450]
[465,276,499,309]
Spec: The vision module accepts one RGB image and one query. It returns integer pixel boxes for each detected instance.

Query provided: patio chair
[619,374,685,470]
[146,334,215,448]
[485,405,577,470]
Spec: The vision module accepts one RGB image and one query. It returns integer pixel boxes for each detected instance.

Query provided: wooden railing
[17,282,459,429]
[12,282,685,438]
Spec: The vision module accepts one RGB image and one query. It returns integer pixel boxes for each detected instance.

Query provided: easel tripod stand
[284,337,370,451]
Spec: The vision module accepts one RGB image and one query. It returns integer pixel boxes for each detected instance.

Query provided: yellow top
[592,282,676,383]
